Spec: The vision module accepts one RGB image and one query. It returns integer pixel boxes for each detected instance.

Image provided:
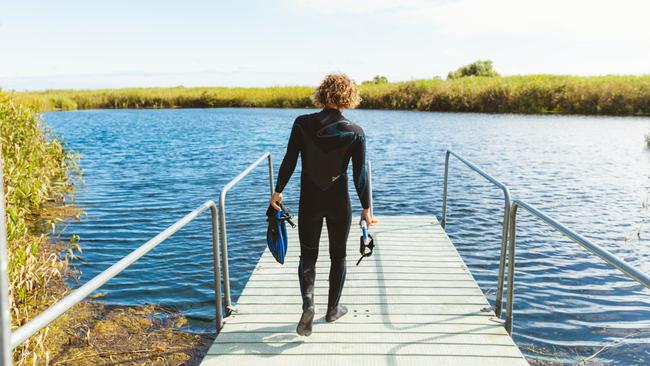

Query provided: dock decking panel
[200,216,528,366]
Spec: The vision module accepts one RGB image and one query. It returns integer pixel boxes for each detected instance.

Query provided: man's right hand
[359,208,374,228]
[270,192,283,211]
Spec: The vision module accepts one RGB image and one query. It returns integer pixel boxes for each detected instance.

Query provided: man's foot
[325,305,348,322]
[296,307,315,336]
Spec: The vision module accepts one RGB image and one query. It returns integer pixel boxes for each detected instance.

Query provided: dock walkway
[200,216,529,366]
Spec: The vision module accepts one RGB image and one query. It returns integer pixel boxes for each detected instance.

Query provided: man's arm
[352,133,370,209]
[275,123,301,194]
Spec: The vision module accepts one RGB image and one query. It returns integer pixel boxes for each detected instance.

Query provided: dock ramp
[200,216,529,366]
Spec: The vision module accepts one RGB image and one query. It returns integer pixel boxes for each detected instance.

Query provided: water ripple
[46,108,650,365]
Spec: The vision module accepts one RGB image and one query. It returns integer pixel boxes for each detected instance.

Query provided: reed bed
[1,90,78,364]
[13,74,650,116]
[2,90,210,365]
[16,86,313,111]
[361,75,650,115]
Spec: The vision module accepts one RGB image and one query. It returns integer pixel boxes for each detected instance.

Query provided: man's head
[311,73,361,110]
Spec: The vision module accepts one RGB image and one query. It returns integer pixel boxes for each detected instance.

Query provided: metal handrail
[505,199,650,334]
[7,200,225,352]
[0,151,275,362]
[218,152,274,313]
[367,161,374,217]
[441,150,512,318]
[0,158,13,366]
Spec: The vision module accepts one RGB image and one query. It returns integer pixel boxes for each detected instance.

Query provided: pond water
[46,108,650,365]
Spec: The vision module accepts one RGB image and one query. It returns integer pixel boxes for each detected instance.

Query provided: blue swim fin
[266,203,295,264]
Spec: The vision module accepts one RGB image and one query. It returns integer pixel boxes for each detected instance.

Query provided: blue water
[46,108,650,365]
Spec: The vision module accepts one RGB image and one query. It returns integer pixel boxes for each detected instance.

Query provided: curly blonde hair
[311,73,362,109]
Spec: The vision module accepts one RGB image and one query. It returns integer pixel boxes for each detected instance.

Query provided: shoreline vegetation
[12,74,650,116]
[1,91,209,365]
[1,90,74,364]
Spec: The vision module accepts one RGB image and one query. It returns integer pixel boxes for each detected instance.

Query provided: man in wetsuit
[270,74,373,336]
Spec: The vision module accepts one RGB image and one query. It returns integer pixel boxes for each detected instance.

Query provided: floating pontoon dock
[200,216,529,366]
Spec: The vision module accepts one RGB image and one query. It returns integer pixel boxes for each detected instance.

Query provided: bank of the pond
[1,91,210,365]
[14,74,650,116]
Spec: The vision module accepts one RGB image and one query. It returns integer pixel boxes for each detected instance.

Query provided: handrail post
[0,158,13,366]
[209,205,224,331]
[505,202,518,335]
[218,191,233,314]
[267,154,274,195]
[494,193,511,319]
[441,150,510,318]
[441,150,450,228]
[367,161,374,217]
[217,152,273,315]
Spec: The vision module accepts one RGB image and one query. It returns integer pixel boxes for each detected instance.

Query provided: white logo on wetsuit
[316,121,354,138]
[331,175,340,182]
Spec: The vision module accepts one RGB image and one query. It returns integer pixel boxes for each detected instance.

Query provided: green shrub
[362,75,389,85]
[448,60,500,79]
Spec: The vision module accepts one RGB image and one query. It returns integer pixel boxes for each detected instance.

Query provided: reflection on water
[47,108,650,365]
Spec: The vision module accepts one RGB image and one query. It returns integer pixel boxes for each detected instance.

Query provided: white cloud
[284,0,650,42]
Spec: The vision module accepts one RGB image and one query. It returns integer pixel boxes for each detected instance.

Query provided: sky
[1,0,649,90]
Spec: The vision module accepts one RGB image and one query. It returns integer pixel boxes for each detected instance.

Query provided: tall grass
[16,86,313,111]
[1,90,75,364]
[13,75,650,116]
[360,75,650,115]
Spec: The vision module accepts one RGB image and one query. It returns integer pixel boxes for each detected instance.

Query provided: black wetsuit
[275,108,370,311]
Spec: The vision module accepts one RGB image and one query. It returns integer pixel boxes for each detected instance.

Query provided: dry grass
[48,303,212,366]
[522,344,609,366]
[7,233,210,365]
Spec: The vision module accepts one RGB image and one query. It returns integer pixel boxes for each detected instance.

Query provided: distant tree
[447,60,499,79]
[362,75,389,85]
